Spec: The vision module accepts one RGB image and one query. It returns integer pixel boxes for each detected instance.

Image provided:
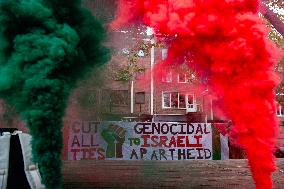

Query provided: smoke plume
[112,0,281,188]
[0,0,109,188]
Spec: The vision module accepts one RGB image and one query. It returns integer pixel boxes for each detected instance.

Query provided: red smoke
[111,0,282,188]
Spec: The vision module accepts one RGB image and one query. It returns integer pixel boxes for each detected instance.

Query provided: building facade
[93,30,211,122]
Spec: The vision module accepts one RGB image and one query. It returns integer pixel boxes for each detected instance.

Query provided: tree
[113,39,149,114]
[261,0,284,36]
[260,0,284,105]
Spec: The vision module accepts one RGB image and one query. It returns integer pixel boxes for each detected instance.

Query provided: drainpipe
[130,80,134,114]
[150,45,155,116]
[210,98,214,120]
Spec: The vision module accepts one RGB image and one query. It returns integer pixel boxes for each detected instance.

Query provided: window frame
[161,48,168,60]
[178,93,186,109]
[162,91,188,109]
[177,73,187,83]
[161,70,173,83]
[162,92,172,109]
[110,89,129,106]
[277,104,284,117]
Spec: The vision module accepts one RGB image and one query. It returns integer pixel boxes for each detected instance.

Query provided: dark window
[110,90,129,106]
[162,92,187,109]
[161,70,172,82]
[171,92,179,108]
[135,92,145,104]
[179,94,186,108]
[162,92,171,108]
[178,73,186,83]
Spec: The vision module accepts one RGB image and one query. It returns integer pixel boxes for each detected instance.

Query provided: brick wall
[61,160,284,189]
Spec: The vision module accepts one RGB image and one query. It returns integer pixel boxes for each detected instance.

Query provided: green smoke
[0,0,109,188]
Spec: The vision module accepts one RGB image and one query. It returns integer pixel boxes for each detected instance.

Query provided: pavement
[62,159,284,189]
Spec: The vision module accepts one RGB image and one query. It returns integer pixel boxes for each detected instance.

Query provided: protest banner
[68,121,212,160]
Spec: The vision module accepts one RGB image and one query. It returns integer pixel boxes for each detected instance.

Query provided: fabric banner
[68,121,212,161]
[220,134,229,160]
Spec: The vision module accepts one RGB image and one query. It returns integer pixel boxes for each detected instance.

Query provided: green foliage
[0,0,109,188]
[114,41,149,81]
[114,64,145,81]
[269,29,284,47]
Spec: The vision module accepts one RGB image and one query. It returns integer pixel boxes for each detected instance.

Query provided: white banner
[68,121,212,160]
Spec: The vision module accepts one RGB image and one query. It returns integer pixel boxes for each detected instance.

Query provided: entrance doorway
[186,94,197,113]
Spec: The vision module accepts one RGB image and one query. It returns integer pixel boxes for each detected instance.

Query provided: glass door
[186,94,197,113]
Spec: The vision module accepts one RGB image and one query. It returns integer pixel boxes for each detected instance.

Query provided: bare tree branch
[260,1,284,36]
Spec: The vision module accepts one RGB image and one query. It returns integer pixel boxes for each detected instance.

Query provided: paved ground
[62,159,284,189]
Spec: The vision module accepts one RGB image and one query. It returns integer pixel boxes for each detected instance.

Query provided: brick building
[90,28,212,123]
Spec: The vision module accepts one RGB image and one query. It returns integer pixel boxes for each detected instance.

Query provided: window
[110,90,129,106]
[162,71,172,83]
[135,92,145,104]
[178,73,187,83]
[186,94,197,112]
[178,73,196,83]
[179,94,186,108]
[188,94,194,105]
[162,92,171,108]
[162,92,187,109]
[171,92,179,108]
[277,105,284,117]
[161,48,168,60]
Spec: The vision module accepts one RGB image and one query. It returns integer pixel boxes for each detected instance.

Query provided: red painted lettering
[151,135,159,147]
[177,136,185,147]
[159,136,169,147]
[141,135,150,147]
